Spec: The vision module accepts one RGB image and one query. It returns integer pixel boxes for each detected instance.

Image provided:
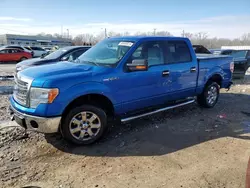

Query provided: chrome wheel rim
[206,86,218,105]
[69,111,101,141]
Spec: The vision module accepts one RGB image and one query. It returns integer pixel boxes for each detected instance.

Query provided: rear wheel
[61,105,108,145]
[19,57,27,62]
[197,82,219,108]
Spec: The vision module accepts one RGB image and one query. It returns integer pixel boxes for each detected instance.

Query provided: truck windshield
[77,39,134,66]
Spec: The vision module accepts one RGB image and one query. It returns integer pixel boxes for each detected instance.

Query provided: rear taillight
[230,62,234,73]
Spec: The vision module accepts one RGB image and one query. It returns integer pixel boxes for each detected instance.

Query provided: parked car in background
[24,46,32,51]
[16,46,91,72]
[212,48,250,78]
[42,47,52,52]
[192,45,212,54]
[0,48,32,62]
[1,45,34,57]
[10,36,233,145]
[209,49,221,54]
[28,46,47,57]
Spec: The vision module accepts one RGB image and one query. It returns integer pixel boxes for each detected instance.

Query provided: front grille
[13,76,29,106]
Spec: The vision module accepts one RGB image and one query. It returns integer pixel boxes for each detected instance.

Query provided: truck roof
[108,36,189,41]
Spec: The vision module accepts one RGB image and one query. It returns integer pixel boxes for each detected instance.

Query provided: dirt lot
[0,73,250,188]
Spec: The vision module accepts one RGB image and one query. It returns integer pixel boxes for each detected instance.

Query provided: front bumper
[10,103,61,133]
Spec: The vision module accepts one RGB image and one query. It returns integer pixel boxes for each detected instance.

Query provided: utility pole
[182,30,185,37]
[67,29,69,39]
[104,28,107,38]
[101,28,107,38]
[61,25,63,38]
[153,28,156,36]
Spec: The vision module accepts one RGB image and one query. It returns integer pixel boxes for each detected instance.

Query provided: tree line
[37,31,250,49]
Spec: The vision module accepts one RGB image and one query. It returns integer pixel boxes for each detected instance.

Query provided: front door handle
[162,70,170,76]
[190,67,196,72]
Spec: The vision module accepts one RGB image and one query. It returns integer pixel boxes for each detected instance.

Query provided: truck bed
[196,53,233,93]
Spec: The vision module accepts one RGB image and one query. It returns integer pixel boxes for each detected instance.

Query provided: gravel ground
[0,80,14,122]
[0,74,250,188]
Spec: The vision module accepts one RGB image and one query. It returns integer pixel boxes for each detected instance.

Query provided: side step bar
[121,99,195,122]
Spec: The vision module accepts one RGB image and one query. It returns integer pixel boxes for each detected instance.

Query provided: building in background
[0,34,72,47]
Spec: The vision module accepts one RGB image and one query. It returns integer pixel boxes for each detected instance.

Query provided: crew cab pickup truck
[9,36,233,145]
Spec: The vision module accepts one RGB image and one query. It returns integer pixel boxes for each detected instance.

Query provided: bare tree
[155,31,172,36]
[73,34,95,45]
[123,31,130,36]
[53,33,62,39]
[68,31,250,48]
[183,32,193,39]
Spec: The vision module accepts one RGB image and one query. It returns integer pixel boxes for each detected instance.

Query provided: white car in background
[28,46,47,57]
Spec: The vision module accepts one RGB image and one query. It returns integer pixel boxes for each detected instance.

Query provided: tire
[19,57,27,62]
[197,82,220,108]
[60,105,108,145]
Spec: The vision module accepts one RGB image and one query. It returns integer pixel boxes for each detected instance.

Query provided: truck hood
[20,61,93,78]
[18,62,107,88]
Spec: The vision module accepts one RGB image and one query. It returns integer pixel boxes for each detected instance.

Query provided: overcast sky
[0,0,249,38]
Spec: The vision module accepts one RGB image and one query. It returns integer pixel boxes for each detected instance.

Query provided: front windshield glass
[77,39,134,66]
[230,50,247,58]
[43,48,68,59]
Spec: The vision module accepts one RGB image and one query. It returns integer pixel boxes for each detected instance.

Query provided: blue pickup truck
[9,36,233,145]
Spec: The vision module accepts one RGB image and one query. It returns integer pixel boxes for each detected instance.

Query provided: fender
[197,66,224,94]
[204,66,224,83]
[45,82,117,116]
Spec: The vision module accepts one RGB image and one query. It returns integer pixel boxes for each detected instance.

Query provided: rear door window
[165,41,192,63]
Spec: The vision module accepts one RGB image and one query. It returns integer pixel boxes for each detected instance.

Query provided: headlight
[16,66,28,72]
[29,87,59,108]
[16,66,22,72]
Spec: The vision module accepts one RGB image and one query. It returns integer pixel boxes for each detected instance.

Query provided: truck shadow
[45,92,250,157]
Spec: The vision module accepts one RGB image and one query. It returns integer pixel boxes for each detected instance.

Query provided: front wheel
[197,82,220,108]
[61,105,108,145]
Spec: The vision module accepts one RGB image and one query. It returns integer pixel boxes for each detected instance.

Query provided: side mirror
[127,59,148,71]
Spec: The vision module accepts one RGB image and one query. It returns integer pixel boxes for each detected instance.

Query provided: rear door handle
[190,67,196,72]
[162,70,170,76]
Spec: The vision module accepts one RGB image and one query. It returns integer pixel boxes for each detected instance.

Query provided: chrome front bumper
[10,104,61,133]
